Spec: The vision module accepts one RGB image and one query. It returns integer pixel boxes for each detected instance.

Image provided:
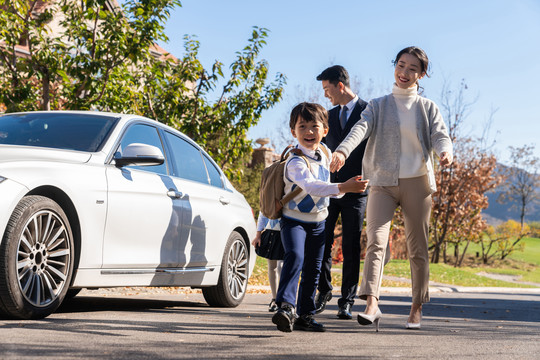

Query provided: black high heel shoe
[357,309,382,332]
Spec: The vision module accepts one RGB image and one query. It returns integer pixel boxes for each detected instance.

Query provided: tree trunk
[41,71,50,111]
[520,198,526,232]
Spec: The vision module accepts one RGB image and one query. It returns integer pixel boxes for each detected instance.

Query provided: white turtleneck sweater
[392,84,428,178]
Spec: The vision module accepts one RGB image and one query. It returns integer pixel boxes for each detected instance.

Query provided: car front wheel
[202,231,249,307]
[0,196,74,319]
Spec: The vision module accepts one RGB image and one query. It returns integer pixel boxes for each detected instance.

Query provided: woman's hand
[330,151,346,172]
[439,152,453,166]
[251,232,262,247]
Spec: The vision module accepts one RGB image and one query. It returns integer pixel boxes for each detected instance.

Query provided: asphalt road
[0,287,539,359]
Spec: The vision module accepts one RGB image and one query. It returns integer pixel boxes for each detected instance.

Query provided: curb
[247,285,540,295]
[427,286,540,294]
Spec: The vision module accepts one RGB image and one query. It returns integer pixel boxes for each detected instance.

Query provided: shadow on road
[319,293,540,324]
[56,296,209,315]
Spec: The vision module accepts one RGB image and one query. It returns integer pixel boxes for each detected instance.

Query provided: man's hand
[338,175,369,193]
[330,151,346,172]
[439,152,453,167]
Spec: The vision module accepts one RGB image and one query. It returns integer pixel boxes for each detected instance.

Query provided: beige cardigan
[335,93,453,193]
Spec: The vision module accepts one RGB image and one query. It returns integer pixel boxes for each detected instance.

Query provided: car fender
[0,161,108,269]
[0,178,30,245]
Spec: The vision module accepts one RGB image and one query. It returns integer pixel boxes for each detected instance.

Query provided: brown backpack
[259,145,329,219]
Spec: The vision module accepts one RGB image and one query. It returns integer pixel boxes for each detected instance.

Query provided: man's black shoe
[293,314,326,332]
[315,291,332,314]
[272,305,295,332]
[337,303,352,320]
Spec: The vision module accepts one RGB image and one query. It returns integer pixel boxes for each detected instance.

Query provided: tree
[0,0,180,111]
[0,0,56,111]
[431,138,502,265]
[428,80,503,265]
[497,144,540,232]
[136,28,286,177]
[480,220,528,263]
[0,0,285,177]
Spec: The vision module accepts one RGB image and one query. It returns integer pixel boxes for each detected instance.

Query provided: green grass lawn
[507,237,540,265]
[456,237,540,284]
[249,237,540,288]
[465,237,540,266]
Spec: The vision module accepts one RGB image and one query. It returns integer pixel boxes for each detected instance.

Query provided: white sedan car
[0,111,256,319]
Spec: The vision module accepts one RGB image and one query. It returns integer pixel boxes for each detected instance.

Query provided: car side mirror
[114,143,165,167]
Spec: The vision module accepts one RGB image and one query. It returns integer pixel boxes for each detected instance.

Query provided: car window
[0,112,118,152]
[203,155,224,188]
[164,131,209,184]
[118,123,167,175]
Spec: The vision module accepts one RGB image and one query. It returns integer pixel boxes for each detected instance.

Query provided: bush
[528,221,540,238]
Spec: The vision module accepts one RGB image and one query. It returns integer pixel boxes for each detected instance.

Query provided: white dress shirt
[285,143,342,198]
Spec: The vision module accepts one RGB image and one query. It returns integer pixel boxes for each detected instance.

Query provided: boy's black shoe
[272,304,295,332]
[315,291,332,314]
[293,314,326,332]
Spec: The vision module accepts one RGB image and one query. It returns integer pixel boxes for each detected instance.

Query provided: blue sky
[157,0,540,165]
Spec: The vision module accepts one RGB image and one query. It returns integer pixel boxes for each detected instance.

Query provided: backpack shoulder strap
[318,144,330,160]
[279,149,311,206]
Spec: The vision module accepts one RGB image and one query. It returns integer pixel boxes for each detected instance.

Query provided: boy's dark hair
[289,102,328,130]
[316,65,350,88]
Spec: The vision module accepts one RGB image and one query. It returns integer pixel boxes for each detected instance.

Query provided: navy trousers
[276,216,326,316]
[318,195,367,307]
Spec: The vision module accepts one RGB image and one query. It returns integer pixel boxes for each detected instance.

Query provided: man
[315,65,368,319]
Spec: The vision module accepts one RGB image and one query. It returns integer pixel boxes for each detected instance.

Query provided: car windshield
[0,112,118,152]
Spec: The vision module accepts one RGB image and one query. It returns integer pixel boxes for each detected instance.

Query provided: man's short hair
[316,65,350,88]
[289,102,329,129]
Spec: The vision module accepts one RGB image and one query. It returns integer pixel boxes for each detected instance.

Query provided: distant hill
[481,163,540,226]
[482,191,540,225]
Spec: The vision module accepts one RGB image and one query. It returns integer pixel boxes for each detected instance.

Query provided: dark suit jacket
[323,98,368,197]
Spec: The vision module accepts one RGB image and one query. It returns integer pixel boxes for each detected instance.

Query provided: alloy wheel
[226,238,248,300]
[16,210,72,307]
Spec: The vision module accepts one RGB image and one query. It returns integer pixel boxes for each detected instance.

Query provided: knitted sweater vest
[282,150,331,223]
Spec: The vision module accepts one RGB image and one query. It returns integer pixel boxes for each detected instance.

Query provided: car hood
[0,145,92,164]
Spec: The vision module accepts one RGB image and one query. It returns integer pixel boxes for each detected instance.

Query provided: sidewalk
[247,284,540,294]
[247,273,540,295]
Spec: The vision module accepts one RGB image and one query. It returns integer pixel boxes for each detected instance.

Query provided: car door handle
[219,196,230,205]
[167,190,182,199]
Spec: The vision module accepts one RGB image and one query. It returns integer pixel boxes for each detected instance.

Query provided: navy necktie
[340,105,348,129]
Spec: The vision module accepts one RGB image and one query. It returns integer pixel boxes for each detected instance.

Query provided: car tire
[64,288,82,300]
[202,231,249,307]
[0,196,74,319]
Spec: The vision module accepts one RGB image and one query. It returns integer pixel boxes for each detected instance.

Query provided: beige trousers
[359,175,432,304]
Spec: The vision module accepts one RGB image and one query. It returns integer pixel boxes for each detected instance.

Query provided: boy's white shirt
[256,212,281,231]
[285,143,342,198]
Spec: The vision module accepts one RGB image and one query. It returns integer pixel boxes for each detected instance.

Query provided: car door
[162,131,233,268]
[103,123,182,268]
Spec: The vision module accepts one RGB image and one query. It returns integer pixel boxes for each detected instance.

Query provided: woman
[330,46,453,331]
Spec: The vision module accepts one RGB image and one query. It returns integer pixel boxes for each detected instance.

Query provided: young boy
[272,102,368,332]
